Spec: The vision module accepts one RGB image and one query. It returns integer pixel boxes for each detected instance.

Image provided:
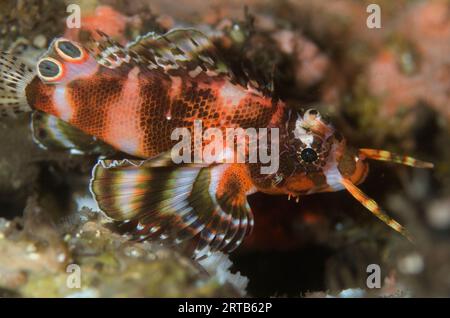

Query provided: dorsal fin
[86,30,132,69]
[128,29,231,77]
[87,28,274,96]
[129,28,276,96]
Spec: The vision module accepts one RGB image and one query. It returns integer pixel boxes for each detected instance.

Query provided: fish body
[28,62,282,158]
[0,29,433,257]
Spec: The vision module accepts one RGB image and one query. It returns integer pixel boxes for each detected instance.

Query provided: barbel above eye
[37,57,64,82]
[55,39,86,62]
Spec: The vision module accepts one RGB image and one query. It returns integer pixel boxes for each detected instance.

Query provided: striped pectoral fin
[341,178,414,243]
[90,156,255,258]
[215,191,254,253]
[31,111,116,155]
[196,164,255,255]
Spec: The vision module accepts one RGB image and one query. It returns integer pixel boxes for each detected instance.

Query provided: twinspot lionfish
[0,29,433,257]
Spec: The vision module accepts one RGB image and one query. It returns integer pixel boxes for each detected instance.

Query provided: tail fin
[0,52,35,117]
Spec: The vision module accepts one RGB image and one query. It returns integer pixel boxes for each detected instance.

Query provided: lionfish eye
[308,109,318,115]
[37,58,63,80]
[300,148,318,163]
[305,108,320,118]
[55,39,84,62]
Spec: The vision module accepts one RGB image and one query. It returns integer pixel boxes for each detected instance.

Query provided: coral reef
[0,0,449,297]
[0,205,245,297]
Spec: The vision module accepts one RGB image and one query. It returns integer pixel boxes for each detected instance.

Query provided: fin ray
[341,178,413,242]
[0,52,34,117]
[359,148,434,168]
[128,29,230,76]
[90,156,254,257]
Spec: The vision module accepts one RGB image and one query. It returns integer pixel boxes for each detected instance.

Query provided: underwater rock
[367,1,450,121]
[0,0,449,298]
[272,30,330,89]
[0,0,65,50]
[0,207,246,297]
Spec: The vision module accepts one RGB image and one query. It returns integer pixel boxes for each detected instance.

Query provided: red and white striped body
[27,56,283,159]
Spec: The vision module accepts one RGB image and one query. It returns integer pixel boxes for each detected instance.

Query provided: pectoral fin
[90,155,255,258]
[31,111,115,155]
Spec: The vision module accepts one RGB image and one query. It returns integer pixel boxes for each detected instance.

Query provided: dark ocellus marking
[38,59,61,78]
[57,41,82,59]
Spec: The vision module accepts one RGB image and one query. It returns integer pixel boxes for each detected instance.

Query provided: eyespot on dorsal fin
[36,57,64,82]
[36,38,99,84]
[54,39,87,63]
[90,154,254,259]
[31,111,116,156]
